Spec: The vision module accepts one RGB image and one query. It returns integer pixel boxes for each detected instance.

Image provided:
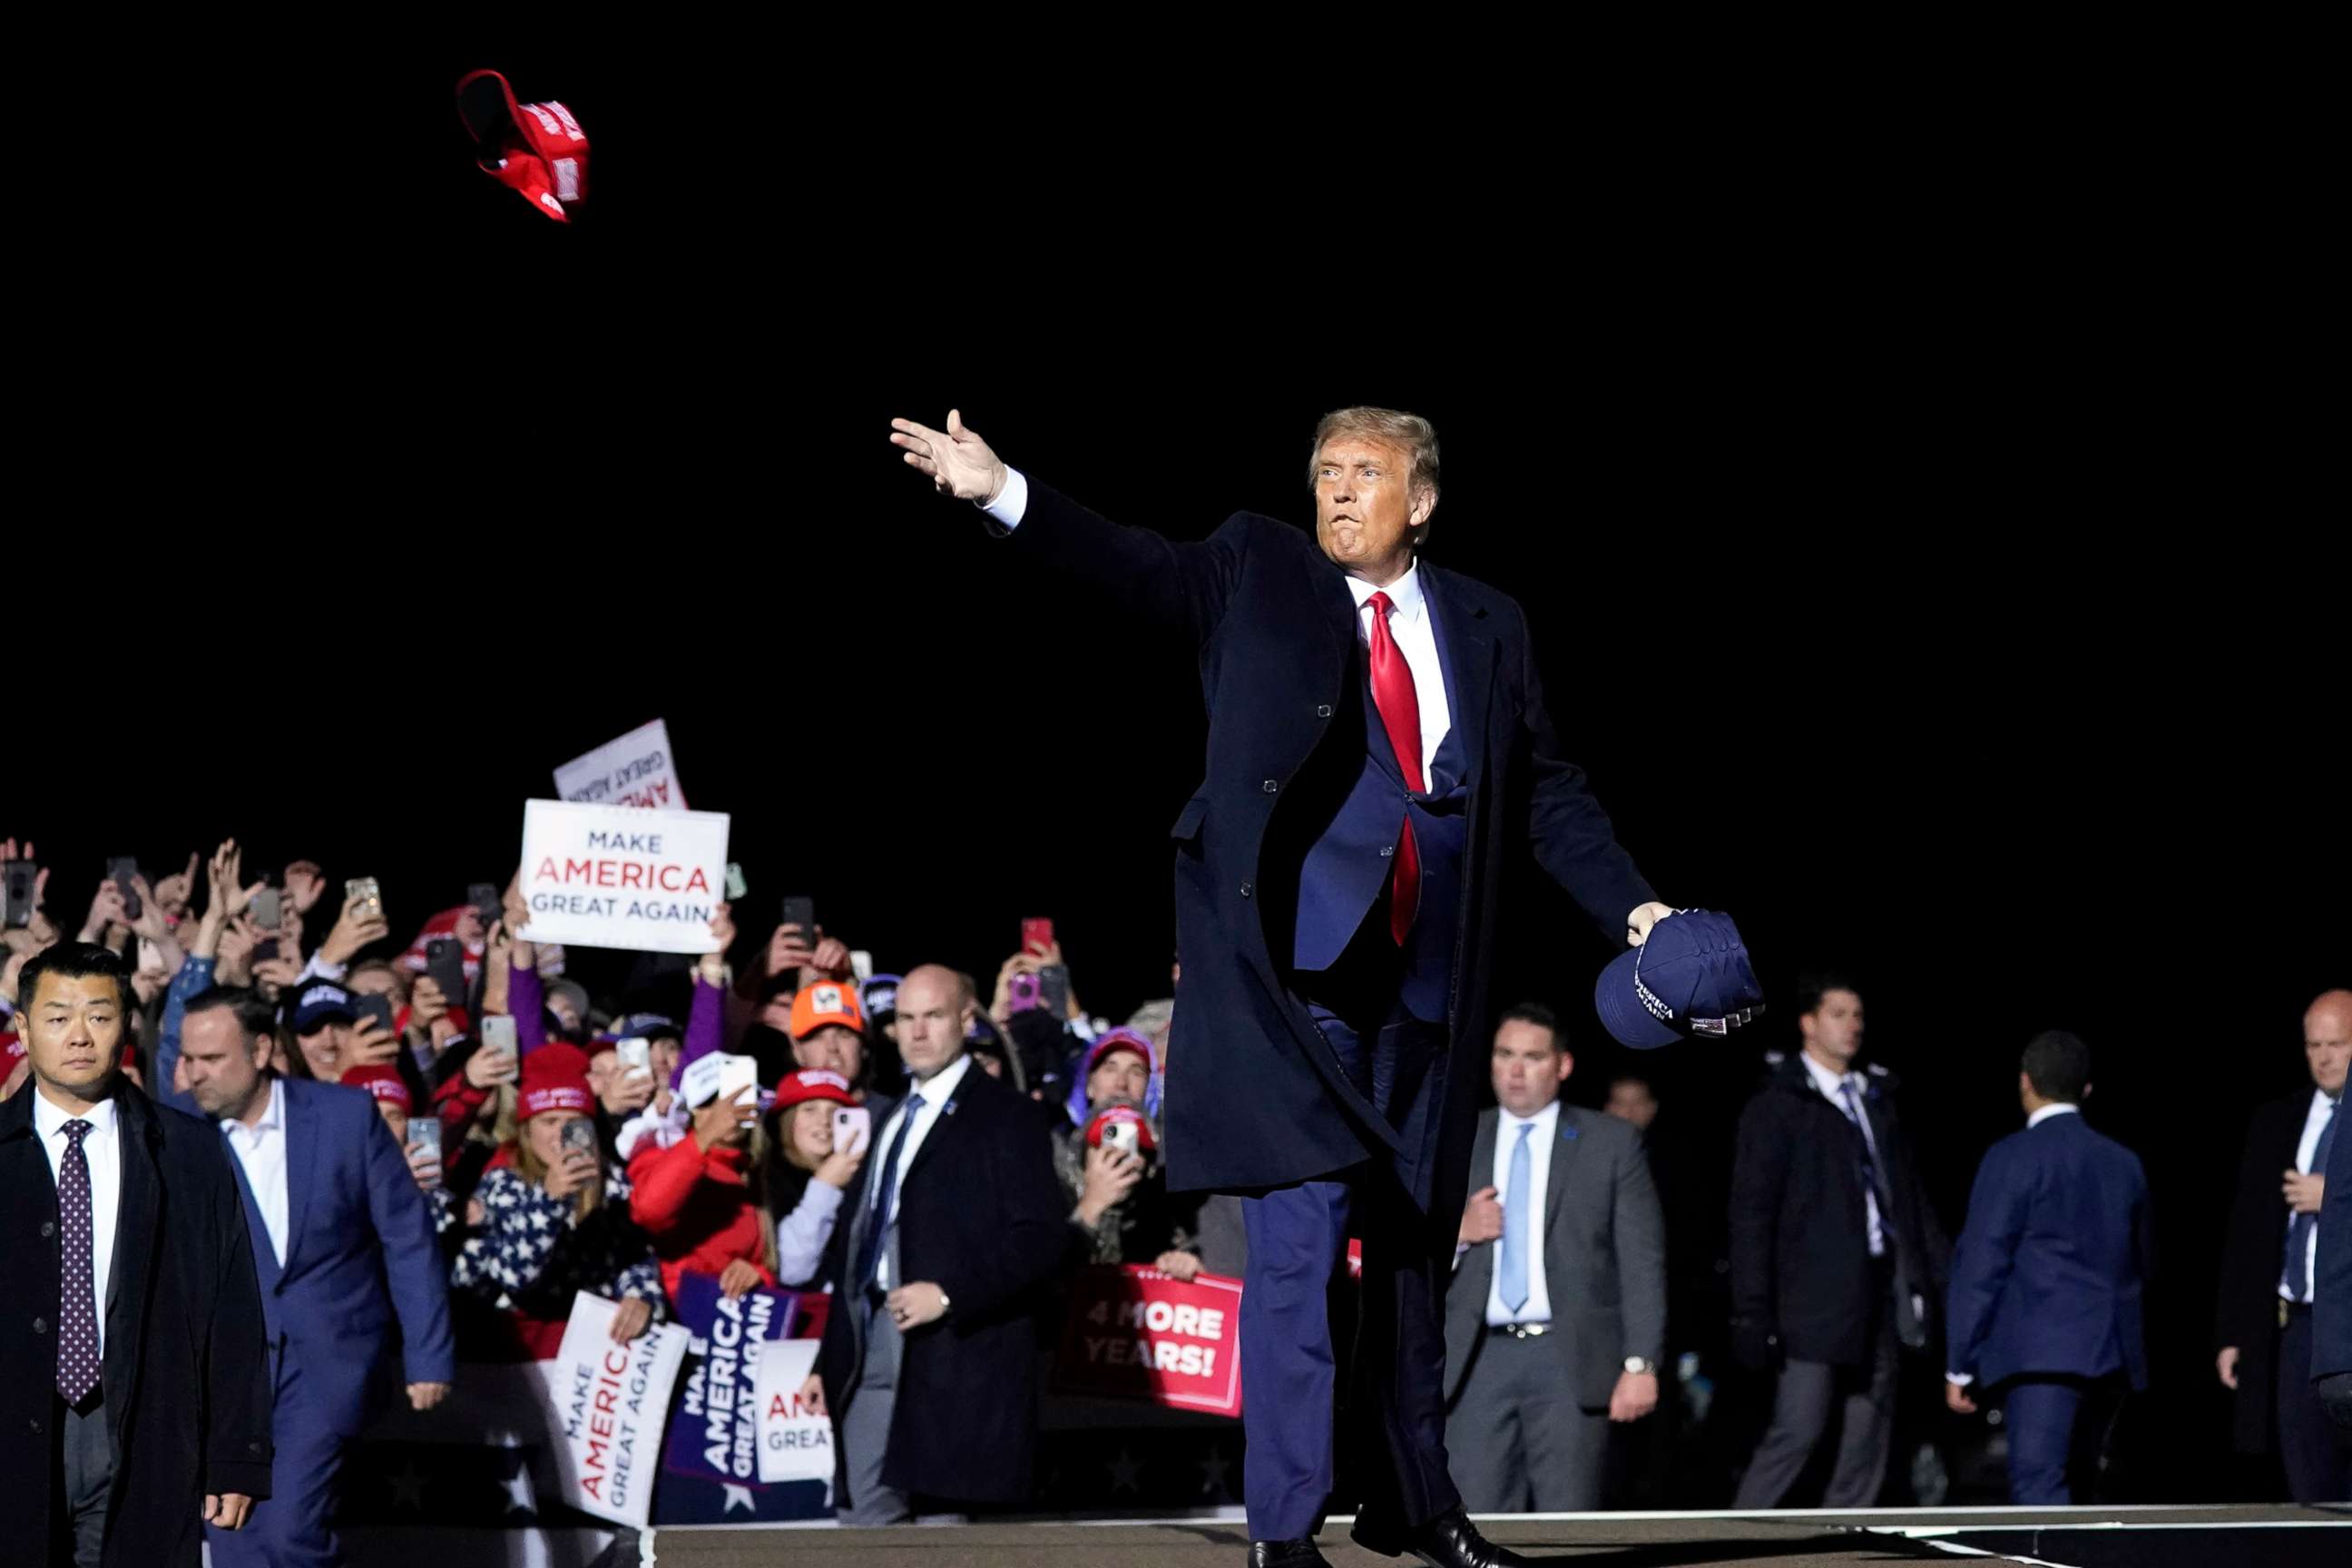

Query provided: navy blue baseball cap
[1593,909,1764,1050]
[289,980,359,1034]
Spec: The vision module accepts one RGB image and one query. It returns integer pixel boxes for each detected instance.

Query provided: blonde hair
[513,1109,605,1220]
[1307,406,1442,543]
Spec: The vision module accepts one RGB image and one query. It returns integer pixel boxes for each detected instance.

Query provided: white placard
[540,1293,692,1528]
[751,1338,832,1490]
[554,719,687,811]
[518,799,730,955]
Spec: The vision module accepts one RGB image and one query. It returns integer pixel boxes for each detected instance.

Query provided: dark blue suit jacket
[224,1075,454,1432]
[1945,1110,2152,1391]
[2315,1091,2352,1380]
[1009,484,1655,1222]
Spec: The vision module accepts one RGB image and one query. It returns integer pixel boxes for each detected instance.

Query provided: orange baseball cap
[789,980,866,1041]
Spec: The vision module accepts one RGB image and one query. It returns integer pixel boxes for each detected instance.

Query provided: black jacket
[2214,1089,2315,1455]
[2,1079,273,1567]
[1007,484,1654,1230]
[819,1056,1070,1505]
[1729,1054,1950,1367]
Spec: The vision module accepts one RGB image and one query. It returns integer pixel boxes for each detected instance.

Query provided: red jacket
[627,1134,773,1302]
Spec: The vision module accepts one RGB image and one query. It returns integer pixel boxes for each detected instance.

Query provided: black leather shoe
[1353,1504,1534,1567]
[1248,1541,1332,1567]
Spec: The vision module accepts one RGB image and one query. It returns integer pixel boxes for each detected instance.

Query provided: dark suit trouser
[1240,977,1455,1541]
[50,1391,110,1568]
[2278,1305,2352,1503]
[208,1348,350,1568]
[1733,1266,1899,1509]
[2003,1376,2125,1504]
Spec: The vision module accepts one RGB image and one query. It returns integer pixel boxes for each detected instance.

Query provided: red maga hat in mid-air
[456,69,588,223]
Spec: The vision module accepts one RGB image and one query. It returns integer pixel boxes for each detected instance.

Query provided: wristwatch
[1622,1357,1658,1377]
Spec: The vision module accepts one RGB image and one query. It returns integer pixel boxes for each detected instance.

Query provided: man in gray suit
[1443,1004,1668,1511]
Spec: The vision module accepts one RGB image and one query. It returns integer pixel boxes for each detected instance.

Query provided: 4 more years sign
[517,799,729,955]
[1052,1264,1243,1418]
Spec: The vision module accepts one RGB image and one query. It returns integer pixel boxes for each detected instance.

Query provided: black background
[12,31,2342,1502]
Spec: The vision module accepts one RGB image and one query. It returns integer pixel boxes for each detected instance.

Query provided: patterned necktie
[2286,1097,2337,1301]
[1365,591,1424,945]
[56,1119,102,1405]
[855,1092,925,1299]
[1498,1122,1534,1315]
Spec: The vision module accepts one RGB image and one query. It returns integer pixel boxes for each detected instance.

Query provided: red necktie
[1366,591,1424,945]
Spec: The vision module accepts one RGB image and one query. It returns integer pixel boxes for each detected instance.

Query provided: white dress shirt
[863,1053,975,1292]
[1802,1053,1886,1258]
[1485,1099,1560,1326]
[34,1088,122,1360]
[985,467,1454,780]
[220,1076,291,1269]
[2282,1087,2337,1304]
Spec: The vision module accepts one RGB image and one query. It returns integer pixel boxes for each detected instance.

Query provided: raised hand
[888,409,1008,503]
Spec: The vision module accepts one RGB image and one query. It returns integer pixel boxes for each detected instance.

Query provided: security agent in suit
[1729,975,1949,1510]
[815,965,1072,1524]
[171,985,455,1568]
[2315,993,2352,1436]
[2,944,271,1568]
[1444,1005,1666,1512]
[1943,1032,2151,1504]
[2218,988,2352,1494]
[891,407,1681,1568]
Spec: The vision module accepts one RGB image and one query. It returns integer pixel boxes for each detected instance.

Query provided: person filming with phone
[451,1043,668,1354]
[1055,1028,1208,1279]
[761,1067,871,1288]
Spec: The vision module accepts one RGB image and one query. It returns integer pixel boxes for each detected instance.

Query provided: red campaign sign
[1051,1264,1243,1418]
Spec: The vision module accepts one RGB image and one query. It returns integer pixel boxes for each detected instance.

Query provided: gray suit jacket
[1444,1103,1667,1410]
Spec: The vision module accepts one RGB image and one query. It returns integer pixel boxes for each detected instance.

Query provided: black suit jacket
[1728,1054,1950,1367]
[2,1079,272,1567]
[1008,483,1655,1230]
[2215,1089,2318,1454]
[818,1057,1069,1505]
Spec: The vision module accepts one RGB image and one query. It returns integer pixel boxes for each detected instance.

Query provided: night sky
[16,34,2340,1502]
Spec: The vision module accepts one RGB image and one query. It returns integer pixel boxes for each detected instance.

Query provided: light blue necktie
[1499,1122,1534,1315]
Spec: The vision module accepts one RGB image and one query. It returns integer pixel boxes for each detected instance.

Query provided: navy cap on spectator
[289,980,358,1034]
[1593,908,1764,1050]
[861,974,901,1026]
[608,1011,681,1043]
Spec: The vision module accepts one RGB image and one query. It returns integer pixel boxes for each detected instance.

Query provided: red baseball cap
[770,1068,857,1112]
[342,1063,412,1112]
[517,1043,596,1119]
[456,70,590,223]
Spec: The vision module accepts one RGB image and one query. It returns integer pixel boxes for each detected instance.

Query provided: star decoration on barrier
[1106,1448,1142,1494]
[387,1460,428,1511]
[498,1461,537,1518]
[723,1483,758,1514]
[1197,1448,1231,1498]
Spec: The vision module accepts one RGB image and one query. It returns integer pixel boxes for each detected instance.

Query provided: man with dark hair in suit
[2217,988,2351,1496]
[1943,1031,2151,1503]
[890,407,1681,1567]
[1730,973,1948,1509]
[1444,1004,1665,1511]
[170,983,454,1568]
[2,943,272,1567]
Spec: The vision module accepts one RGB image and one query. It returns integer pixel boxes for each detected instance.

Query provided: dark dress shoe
[1352,1504,1534,1567]
[1249,1541,1333,1567]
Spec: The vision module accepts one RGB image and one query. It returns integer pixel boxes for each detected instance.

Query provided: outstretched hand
[889,409,1007,503]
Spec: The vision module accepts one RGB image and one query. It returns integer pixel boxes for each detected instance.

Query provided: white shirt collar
[33,1085,119,1140]
[2027,1102,2080,1129]
[225,1075,286,1136]
[906,1051,974,1110]
[1344,561,1426,625]
[1500,1097,1561,1137]
[1800,1051,1857,1101]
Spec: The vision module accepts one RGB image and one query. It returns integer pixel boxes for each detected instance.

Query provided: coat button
[249,1440,264,1454]
[1239,881,1253,898]
[27,1417,39,1435]
[32,1316,48,1334]
[1261,779,1279,794]
[1316,704,1333,718]
[41,1221,54,1238]
[1380,845,1396,858]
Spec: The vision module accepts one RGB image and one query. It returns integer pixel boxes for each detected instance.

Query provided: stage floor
[642,1503,2350,1567]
